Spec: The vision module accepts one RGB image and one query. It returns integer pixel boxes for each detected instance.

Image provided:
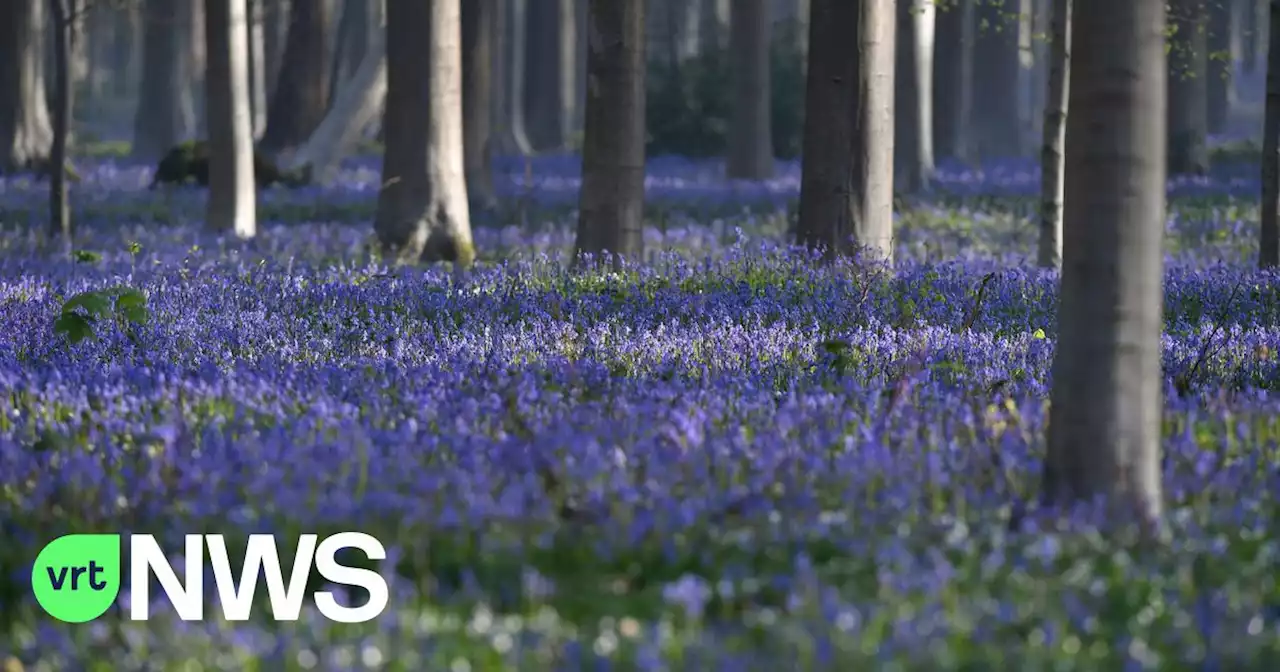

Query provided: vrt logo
[32,533,389,624]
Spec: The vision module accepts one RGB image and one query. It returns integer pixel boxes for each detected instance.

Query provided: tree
[894,0,935,193]
[375,0,474,265]
[795,0,895,263]
[524,0,576,152]
[0,0,54,172]
[133,0,197,161]
[1043,0,1166,530]
[259,0,331,152]
[1260,0,1280,268]
[492,0,533,155]
[48,0,79,250]
[1167,0,1209,175]
[247,0,268,137]
[573,0,646,262]
[1038,0,1071,269]
[934,0,975,162]
[205,0,257,239]
[463,0,497,209]
[973,0,1022,158]
[726,0,773,180]
[1207,0,1234,134]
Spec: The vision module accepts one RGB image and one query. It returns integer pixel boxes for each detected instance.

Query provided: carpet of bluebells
[1,153,1280,670]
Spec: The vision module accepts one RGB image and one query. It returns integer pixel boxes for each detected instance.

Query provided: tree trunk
[1168,0,1209,175]
[0,0,54,172]
[463,0,497,208]
[524,0,575,152]
[133,0,197,161]
[186,0,207,136]
[932,0,974,162]
[699,0,729,52]
[973,0,1022,158]
[574,0,646,262]
[49,0,76,250]
[1038,0,1070,269]
[492,0,533,155]
[1260,0,1280,268]
[248,0,268,137]
[894,0,934,193]
[285,0,385,181]
[375,0,474,265]
[264,0,286,96]
[109,6,139,97]
[343,0,368,77]
[260,0,331,151]
[727,0,773,180]
[1245,0,1260,74]
[205,0,257,238]
[1043,0,1166,531]
[796,0,895,262]
[1208,0,1232,134]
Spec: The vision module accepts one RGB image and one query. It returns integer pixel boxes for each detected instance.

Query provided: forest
[1,0,1278,668]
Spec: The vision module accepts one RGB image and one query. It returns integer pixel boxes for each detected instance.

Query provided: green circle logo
[31,534,122,623]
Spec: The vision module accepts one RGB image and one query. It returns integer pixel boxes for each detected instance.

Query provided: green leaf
[72,250,102,263]
[61,291,112,318]
[113,289,147,312]
[54,312,95,344]
[127,241,142,255]
[1032,328,1046,340]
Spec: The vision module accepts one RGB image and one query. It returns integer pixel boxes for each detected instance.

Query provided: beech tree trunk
[574,0,647,262]
[1208,0,1233,134]
[49,0,76,249]
[375,0,474,265]
[492,0,533,155]
[727,0,773,180]
[933,0,973,161]
[525,0,575,152]
[205,0,257,239]
[133,0,197,161]
[463,0,497,208]
[1044,0,1167,532]
[0,0,54,171]
[796,0,895,262]
[260,0,331,151]
[248,0,268,137]
[894,0,934,193]
[973,0,1022,157]
[1038,0,1070,269]
[1260,0,1280,267]
[1167,0,1209,175]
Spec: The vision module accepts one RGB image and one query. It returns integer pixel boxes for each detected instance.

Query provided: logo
[32,533,388,623]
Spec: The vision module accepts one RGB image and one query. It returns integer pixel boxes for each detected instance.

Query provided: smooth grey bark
[284,0,385,181]
[796,0,895,262]
[524,0,575,152]
[1260,0,1280,268]
[0,0,53,171]
[463,0,497,208]
[973,0,1022,158]
[1038,0,1070,269]
[894,0,935,193]
[727,0,773,180]
[205,0,257,239]
[185,0,207,136]
[1208,0,1232,134]
[248,0,268,137]
[260,0,331,151]
[133,0,196,161]
[933,0,974,161]
[1168,0,1209,175]
[492,0,533,155]
[375,0,474,265]
[49,0,75,249]
[574,0,646,262]
[1044,0,1166,530]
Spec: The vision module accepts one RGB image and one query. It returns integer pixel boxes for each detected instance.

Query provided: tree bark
[1167,0,1209,175]
[796,0,895,263]
[492,0,533,155]
[1043,0,1166,531]
[972,0,1022,158]
[260,0,331,151]
[463,0,497,208]
[205,0,257,239]
[1038,0,1070,269]
[574,0,647,262]
[727,0,773,180]
[1208,0,1233,134]
[285,0,386,181]
[1260,0,1280,268]
[932,0,974,161]
[894,0,935,193]
[248,0,268,137]
[263,0,287,96]
[0,0,54,171]
[524,0,576,152]
[375,0,474,265]
[185,0,208,136]
[49,0,76,249]
[132,0,197,161]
